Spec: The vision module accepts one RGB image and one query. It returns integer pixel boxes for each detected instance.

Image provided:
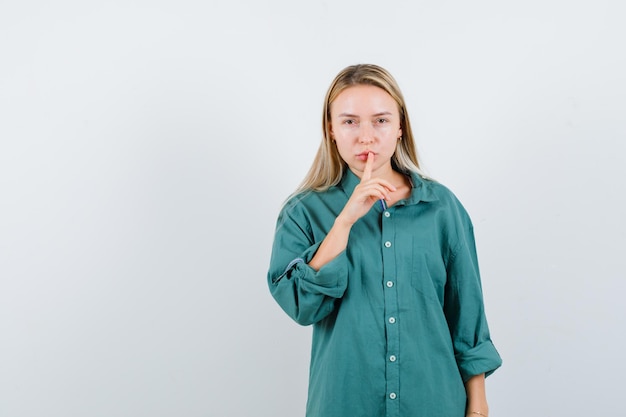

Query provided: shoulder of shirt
[279,184,343,217]
[411,172,469,214]
[280,190,312,214]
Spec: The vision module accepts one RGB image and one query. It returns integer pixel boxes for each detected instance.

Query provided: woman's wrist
[466,403,489,417]
[465,373,488,417]
[334,213,355,229]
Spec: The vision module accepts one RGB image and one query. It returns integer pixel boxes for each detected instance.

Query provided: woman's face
[329,84,402,178]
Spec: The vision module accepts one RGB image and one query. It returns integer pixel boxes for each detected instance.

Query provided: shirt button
[389,393,397,400]
[389,355,397,362]
[384,241,392,248]
[384,211,390,218]
[386,281,393,288]
[388,317,396,324]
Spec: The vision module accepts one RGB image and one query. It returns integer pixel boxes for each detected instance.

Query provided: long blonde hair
[295,64,422,194]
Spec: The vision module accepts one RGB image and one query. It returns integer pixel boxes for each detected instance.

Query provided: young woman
[267,64,501,417]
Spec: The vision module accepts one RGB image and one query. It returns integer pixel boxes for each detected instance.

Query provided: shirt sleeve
[443,214,502,382]
[267,205,348,326]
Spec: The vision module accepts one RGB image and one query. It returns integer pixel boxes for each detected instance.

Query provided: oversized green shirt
[268,169,502,417]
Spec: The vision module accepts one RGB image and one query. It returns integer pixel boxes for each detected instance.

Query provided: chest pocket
[411,241,447,305]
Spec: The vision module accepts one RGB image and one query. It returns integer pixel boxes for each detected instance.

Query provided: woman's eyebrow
[337,111,393,118]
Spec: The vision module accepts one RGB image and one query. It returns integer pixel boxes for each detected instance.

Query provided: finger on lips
[362,151,374,180]
[360,152,396,197]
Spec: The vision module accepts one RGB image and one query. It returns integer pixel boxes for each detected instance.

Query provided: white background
[1,1,624,416]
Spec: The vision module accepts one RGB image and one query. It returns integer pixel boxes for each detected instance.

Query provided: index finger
[362,152,374,181]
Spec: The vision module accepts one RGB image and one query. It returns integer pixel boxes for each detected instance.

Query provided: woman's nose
[358,125,374,143]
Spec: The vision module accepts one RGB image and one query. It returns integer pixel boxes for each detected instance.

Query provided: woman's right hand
[336,152,397,226]
[308,152,396,271]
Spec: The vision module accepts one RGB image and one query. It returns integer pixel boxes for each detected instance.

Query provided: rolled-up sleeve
[268,206,348,326]
[444,221,502,382]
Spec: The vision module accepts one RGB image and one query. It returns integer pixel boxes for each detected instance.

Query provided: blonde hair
[295,64,422,194]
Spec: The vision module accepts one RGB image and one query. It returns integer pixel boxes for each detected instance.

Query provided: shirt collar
[339,169,439,207]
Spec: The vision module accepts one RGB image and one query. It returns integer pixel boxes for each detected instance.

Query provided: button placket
[381,207,400,414]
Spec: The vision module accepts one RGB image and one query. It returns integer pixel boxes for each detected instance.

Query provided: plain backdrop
[1,1,624,416]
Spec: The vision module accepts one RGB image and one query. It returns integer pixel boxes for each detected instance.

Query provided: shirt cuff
[455,340,503,382]
[276,243,348,297]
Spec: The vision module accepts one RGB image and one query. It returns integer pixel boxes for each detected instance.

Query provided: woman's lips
[357,151,374,161]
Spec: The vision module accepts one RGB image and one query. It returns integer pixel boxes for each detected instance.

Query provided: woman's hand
[308,152,396,271]
[336,152,396,226]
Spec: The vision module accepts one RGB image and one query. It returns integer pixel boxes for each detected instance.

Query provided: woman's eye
[377,118,388,124]
[344,119,356,125]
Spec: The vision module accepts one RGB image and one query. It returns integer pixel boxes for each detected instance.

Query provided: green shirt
[268,169,502,417]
